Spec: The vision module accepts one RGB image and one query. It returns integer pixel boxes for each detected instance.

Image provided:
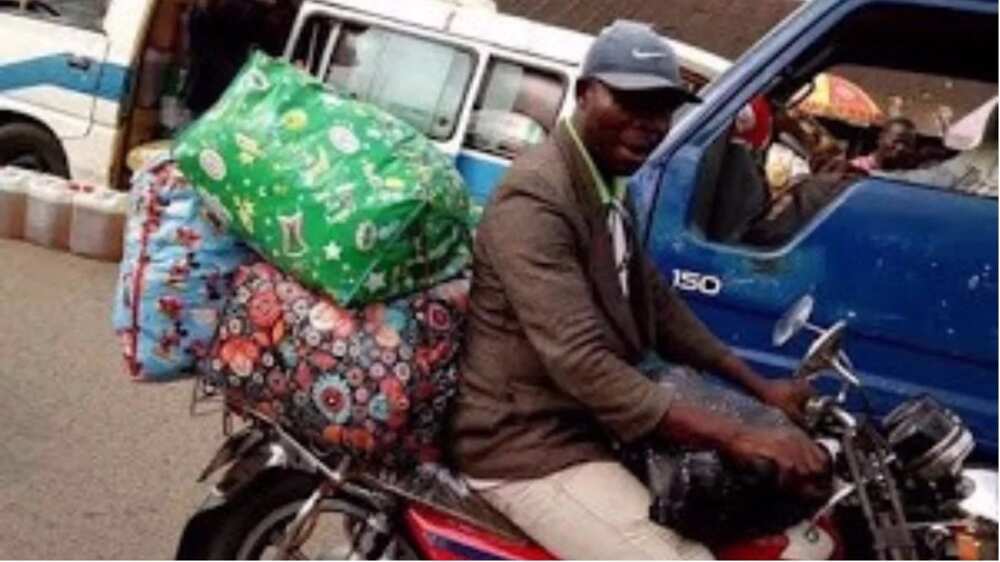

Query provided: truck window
[464,58,567,159]
[317,21,475,141]
[685,4,997,249]
[0,0,107,31]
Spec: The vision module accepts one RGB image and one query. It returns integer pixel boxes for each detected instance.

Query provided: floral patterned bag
[204,261,468,467]
[112,156,252,381]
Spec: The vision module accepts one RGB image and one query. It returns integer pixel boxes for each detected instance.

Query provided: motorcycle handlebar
[803,396,857,431]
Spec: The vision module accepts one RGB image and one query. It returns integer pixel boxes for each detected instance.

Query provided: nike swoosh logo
[632,49,668,60]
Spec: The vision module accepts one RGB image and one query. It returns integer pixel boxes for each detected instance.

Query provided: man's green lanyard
[563,118,629,206]
[565,118,634,298]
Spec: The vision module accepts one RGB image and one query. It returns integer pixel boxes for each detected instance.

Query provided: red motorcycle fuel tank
[404,504,554,560]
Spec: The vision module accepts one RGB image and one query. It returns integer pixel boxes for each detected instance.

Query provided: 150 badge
[672,269,722,296]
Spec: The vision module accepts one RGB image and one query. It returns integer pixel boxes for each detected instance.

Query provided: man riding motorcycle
[450,20,828,559]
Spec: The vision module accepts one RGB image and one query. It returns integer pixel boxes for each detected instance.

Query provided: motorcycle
[177,295,998,559]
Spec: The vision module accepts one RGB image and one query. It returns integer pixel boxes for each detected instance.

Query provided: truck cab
[631,0,998,456]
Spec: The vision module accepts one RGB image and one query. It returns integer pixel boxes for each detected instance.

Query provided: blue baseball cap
[582,20,701,103]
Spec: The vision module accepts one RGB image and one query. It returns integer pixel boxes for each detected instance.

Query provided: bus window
[291,16,335,76]
[324,22,475,141]
[465,58,567,158]
[0,0,107,30]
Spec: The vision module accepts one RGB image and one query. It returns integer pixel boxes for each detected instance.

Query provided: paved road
[0,240,222,559]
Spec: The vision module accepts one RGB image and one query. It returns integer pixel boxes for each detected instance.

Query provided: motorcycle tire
[180,469,408,560]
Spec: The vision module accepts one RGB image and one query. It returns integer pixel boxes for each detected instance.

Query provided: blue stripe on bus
[0,54,129,101]
[455,152,509,205]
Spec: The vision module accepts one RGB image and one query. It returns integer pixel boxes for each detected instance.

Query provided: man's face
[877,122,917,169]
[576,79,681,176]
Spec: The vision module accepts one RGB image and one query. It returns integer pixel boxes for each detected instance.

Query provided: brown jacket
[450,122,730,480]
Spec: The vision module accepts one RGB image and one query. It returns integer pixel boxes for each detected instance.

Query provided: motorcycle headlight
[883,395,974,480]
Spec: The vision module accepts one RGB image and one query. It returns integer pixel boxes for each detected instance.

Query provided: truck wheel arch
[0,111,70,178]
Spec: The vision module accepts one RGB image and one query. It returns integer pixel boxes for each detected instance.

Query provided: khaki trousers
[473,461,713,560]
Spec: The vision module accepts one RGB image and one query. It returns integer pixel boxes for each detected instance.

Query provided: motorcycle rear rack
[226,405,530,544]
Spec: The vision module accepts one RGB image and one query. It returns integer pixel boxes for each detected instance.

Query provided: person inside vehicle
[451,20,828,559]
[754,104,854,198]
[850,116,919,173]
[889,102,998,197]
[732,95,774,159]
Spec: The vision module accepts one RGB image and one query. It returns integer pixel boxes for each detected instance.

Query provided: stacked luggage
[113,53,476,468]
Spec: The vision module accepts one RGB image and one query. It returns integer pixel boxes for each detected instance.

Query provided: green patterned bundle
[173,52,472,306]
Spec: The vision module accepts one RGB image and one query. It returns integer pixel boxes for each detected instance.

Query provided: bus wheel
[0,122,69,178]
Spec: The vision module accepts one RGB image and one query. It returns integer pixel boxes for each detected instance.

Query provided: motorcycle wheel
[190,470,415,560]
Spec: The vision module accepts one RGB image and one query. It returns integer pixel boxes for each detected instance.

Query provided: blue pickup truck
[285,0,997,457]
[631,0,997,457]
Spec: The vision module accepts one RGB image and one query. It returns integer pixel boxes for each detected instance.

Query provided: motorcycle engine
[883,395,974,481]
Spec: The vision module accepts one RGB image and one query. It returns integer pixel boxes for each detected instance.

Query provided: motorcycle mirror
[773,295,815,347]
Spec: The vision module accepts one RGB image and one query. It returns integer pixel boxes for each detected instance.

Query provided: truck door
[633,0,998,456]
[0,1,114,139]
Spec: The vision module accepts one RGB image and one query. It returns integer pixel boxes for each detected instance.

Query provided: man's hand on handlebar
[760,378,815,425]
[659,402,830,497]
[725,425,829,494]
[714,354,816,427]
